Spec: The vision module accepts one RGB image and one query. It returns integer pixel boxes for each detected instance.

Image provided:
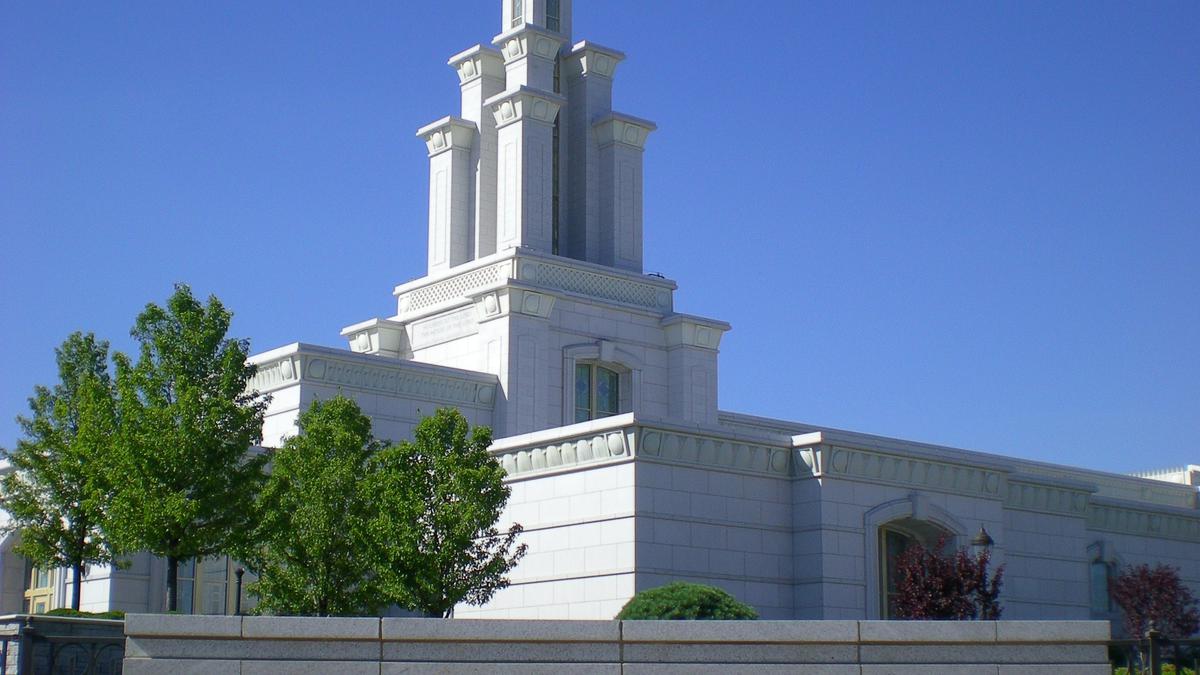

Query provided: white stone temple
[2,0,1197,624]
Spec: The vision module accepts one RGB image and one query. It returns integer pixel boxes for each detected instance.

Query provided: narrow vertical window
[1089,560,1111,613]
[575,363,621,422]
[511,0,524,28]
[546,0,561,32]
[574,363,592,422]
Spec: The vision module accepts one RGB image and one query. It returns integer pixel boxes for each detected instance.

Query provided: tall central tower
[342,0,728,439]
[418,0,656,275]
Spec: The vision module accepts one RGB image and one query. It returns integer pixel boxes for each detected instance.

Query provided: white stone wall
[634,461,795,619]
[457,460,637,620]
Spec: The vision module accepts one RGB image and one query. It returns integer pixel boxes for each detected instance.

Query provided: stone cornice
[339,318,408,359]
[661,314,731,351]
[415,116,477,157]
[795,439,1006,499]
[1005,476,1092,516]
[492,415,794,481]
[564,40,625,79]
[246,343,497,409]
[486,87,565,130]
[492,25,568,64]
[1087,497,1200,543]
[390,248,677,323]
[448,44,505,85]
[593,113,656,150]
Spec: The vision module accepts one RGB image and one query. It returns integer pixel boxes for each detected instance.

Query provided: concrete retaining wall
[123,614,1111,674]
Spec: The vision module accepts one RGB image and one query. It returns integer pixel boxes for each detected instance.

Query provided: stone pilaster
[487,87,565,255]
[662,314,729,426]
[594,113,656,272]
[564,41,625,263]
[417,117,478,273]
[450,45,506,259]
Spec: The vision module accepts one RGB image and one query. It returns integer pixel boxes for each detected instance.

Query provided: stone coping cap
[339,317,406,337]
[995,621,1110,643]
[567,40,626,61]
[126,614,242,638]
[415,115,477,139]
[859,621,996,643]
[382,618,618,642]
[447,43,503,66]
[483,85,568,109]
[621,620,859,643]
[242,616,380,640]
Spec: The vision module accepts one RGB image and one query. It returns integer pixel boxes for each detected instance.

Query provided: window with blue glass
[575,363,620,423]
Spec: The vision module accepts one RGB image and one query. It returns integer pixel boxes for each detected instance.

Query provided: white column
[450,45,506,259]
[488,87,564,254]
[416,117,477,273]
[593,113,656,273]
[564,41,624,263]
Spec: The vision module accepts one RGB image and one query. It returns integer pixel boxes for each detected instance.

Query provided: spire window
[546,0,561,32]
[511,0,524,28]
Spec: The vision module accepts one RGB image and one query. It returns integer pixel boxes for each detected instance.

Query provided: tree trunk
[166,554,178,612]
[72,563,84,610]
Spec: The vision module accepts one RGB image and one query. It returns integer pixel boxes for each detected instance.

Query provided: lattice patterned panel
[399,263,507,314]
[528,262,667,309]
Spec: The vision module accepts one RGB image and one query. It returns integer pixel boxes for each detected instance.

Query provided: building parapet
[247,343,498,410]
[490,414,792,481]
[724,409,1197,511]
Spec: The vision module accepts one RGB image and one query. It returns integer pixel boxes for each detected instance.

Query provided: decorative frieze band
[1005,480,1090,516]
[496,429,632,478]
[397,261,512,316]
[818,446,1005,499]
[516,258,671,311]
[1087,501,1200,543]
[638,429,791,477]
[248,351,496,409]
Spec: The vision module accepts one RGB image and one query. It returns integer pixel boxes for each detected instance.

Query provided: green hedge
[615,582,758,620]
[42,608,126,620]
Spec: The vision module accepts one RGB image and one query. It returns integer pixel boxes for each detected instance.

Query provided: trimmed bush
[43,608,126,620]
[615,582,758,620]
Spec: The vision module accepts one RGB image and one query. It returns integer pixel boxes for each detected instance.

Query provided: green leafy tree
[615,582,759,620]
[366,408,526,618]
[248,396,383,616]
[1,333,117,610]
[107,284,268,612]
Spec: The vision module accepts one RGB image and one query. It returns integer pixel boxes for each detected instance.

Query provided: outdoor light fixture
[971,526,995,552]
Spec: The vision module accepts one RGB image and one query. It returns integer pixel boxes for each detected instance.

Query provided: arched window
[879,518,952,618]
[575,363,620,422]
[511,0,524,28]
[546,0,561,32]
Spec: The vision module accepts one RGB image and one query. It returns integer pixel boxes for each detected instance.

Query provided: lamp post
[234,567,245,616]
[970,526,994,554]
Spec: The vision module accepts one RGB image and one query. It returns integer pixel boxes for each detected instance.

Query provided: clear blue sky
[2,1,1197,474]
